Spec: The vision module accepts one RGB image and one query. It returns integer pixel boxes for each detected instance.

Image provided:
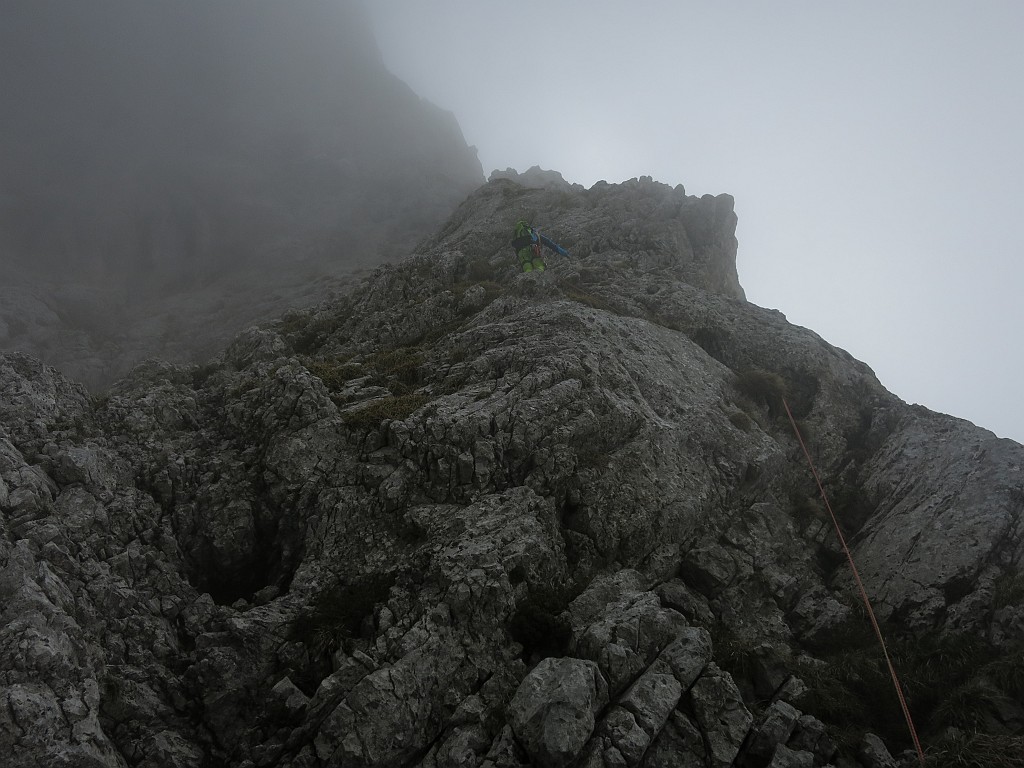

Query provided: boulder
[507,657,609,767]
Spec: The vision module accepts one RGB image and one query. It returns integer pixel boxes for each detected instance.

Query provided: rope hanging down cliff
[782,397,926,767]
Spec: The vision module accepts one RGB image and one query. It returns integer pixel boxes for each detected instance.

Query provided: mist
[365,1,1024,445]
[2,1,1021,445]
[0,0,481,385]
[0,0,481,284]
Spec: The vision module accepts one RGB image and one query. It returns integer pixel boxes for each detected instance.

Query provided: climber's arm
[539,234,569,257]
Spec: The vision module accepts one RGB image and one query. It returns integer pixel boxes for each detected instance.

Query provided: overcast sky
[365,2,1023,444]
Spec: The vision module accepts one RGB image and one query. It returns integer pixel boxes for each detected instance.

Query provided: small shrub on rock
[341,394,430,429]
[797,625,1024,760]
[289,574,396,656]
[788,488,831,534]
[930,679,1012,732]
[992,569,1024,611]
[711,622,765,689]
[735,369,787,419]
[307,358,361,391]
[364,347,424,394]
[280,310,344,354]
[728,410,753,432]
[926,732,1024,768]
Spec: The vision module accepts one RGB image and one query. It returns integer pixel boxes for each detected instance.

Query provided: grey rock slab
[853,410,1024,630]
[642,711,707,768]
[648,626,713,691]
[507,657,609,768]
[619,671,682,739]
[573,590,689,697]
[769,744,816,768]
[788,714,837,765]
[744,700,801,764]
[688,663,754,768]
[857,732,898,768]
[600,707,650,766]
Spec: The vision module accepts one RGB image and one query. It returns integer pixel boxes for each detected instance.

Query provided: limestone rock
[788,714,837,765]
[852,410,1024,631]
[643,711,707,768]
[655,579,715,626]
[488,166,582,191]
[270,677,310,719]
[507,657,608,767]
[573,589,689,697]
[597,670,683,766]
[857,733,898,768]
[688,664,754,768]
[1,169,1023,767]
[768,744,816,768]
[744,700,802,763]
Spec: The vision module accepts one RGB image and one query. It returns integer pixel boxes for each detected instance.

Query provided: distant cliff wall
[0,0,484,389]
[0,0,482,284]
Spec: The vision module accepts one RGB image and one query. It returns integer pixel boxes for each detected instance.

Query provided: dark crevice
[184,492,304,606]
[507,576,578,665]
[780,367,819,419]
[286,573,397,696]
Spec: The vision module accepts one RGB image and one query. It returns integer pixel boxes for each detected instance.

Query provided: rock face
[0,0,483,387]
[2,175,1023,766]
[508,657,608,766]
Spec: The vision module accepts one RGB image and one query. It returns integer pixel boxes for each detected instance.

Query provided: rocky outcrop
[488,166,583,191]
[2,176,1023,766]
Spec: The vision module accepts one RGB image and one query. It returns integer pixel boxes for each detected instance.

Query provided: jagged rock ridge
[1,176,1023,767]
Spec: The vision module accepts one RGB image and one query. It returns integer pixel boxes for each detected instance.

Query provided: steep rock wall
[1,177,1022,767]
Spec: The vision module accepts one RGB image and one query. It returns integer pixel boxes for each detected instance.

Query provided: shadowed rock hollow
[2,175,1023,767]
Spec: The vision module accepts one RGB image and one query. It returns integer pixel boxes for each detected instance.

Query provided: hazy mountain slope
[0,0,483,387]
[2,176,1022,767]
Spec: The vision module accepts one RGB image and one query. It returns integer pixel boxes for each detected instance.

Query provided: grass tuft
[363,347,424,394]
[341,394,430,429]
[926,732,1024,768]
[307,359,362,391]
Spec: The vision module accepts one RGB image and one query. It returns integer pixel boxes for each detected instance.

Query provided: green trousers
[518,246,545,272]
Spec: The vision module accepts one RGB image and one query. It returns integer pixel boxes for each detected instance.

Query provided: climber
[510,219,569,272]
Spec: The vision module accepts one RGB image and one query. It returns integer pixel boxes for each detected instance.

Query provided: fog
[0,0,482,387]
[2,2,1020,442]
[0,0,479,288]
[366,1,1024,445]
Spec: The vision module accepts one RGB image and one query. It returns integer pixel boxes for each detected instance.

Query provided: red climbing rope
[782,398,926,767]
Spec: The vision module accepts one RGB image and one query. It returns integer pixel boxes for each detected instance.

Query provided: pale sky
[366,1,1024,445]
